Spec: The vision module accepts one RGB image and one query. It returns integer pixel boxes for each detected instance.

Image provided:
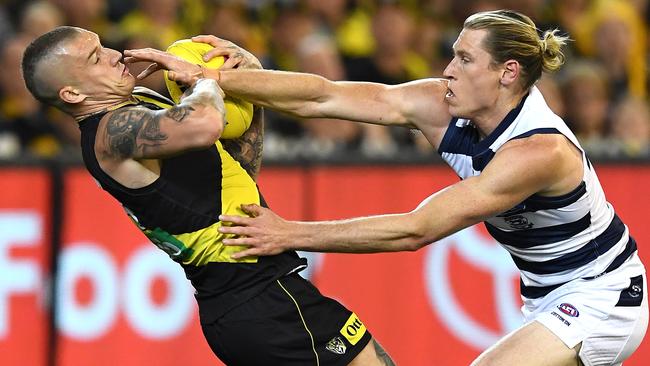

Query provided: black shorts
[201,273,372,365]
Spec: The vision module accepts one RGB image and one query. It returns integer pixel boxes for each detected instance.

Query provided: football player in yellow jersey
[22,26,393,365]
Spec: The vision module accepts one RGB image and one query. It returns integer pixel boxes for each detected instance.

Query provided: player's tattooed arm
[373,340,396,366]
[221,106,264,180]
[105,105,194,159]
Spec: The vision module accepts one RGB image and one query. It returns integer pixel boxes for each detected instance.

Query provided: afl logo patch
[558,303,579,317]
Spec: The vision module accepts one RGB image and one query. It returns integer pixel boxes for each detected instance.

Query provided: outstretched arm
[124,38,452,150]
[219,135,577,258]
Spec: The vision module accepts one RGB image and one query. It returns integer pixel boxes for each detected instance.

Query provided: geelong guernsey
[438,86,637,299]
[78,87,306,322]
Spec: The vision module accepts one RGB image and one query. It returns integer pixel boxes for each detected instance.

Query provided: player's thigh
[471,320,581,366]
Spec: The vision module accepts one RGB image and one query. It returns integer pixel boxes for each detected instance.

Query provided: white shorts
[522,253,648,366]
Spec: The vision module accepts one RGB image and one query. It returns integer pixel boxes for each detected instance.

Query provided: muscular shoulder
[488,133,583,195]
[498,133,568,161]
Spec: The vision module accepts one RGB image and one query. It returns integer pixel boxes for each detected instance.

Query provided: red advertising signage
[293,165,650,365]
[56,169,216,366]
[1,164,648,365]
[0,168,51,366]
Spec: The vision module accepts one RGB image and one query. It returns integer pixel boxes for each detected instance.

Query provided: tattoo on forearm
[105,106,188,158]
[222,107,264,179]
[372,340,396,366]
[165,105,194,122]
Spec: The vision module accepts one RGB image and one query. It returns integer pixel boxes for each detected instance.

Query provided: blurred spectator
[294,33,362,158]
[202,2,267,60]
[0,5,15,49]
[261,6,316,153]
[537,75,565,118]
[19,1,64,40]
[412,15,448,75]
[2,0,647,161]
[305,0,375,58]
[268,6,317,71]
[346,3,429,84]
[573,0,647,100]
[344,3,431,157]
[50,0,121,47]
[609,97,650,157]
[561,61,611,155]
[0,36,78,158]
[119,0,193,93]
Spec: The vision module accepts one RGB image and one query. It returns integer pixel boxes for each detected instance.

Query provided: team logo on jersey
[504,215,534,229]
[629,284,642,298]
[558,303,579,317]
[325,337,346,355]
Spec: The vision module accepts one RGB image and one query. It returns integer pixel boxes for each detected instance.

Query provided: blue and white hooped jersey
[437,86,637,299]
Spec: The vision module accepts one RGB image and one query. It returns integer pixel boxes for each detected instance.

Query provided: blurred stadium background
[0,0,648,365]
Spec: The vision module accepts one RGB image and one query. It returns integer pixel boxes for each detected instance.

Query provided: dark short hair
[22,26,82,107]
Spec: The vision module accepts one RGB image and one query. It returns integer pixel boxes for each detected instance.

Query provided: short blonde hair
[464,10,569,90]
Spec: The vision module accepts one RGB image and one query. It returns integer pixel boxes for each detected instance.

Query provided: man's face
[55,29,134,101]
[443,29,503,119]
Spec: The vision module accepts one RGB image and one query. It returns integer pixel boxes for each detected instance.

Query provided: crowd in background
[0,0,648,161]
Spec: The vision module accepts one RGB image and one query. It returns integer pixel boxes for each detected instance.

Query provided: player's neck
[73,96,138,122]
[472,90,526,138]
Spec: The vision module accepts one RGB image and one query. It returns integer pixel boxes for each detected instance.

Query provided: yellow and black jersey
[78,87,306,322]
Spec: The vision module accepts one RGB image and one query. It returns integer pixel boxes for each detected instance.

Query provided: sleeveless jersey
[437,86,637,299]
[78,87,306,322]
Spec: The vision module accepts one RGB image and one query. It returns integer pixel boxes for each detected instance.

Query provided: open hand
[192,35,263,70]
[218,204,292,259]
[123,48,202,83]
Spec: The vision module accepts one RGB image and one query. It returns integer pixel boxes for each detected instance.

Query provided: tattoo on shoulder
[222,107,264,179]
[105,107,167,158]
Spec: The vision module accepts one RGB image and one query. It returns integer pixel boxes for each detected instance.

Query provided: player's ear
[59,86,87,105]
[500,60,519,87]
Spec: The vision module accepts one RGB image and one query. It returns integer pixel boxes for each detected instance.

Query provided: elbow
[195,108,224,147]
[292,100,324,119]
[403,236,431,252]
[292,77,333,118]
[401,215,436,251]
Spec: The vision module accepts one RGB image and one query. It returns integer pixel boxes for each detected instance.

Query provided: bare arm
[99,78,226,160]
[218,134,580,257]
[214,69,452,149]
[221,106,264,180]
[220,70,448,123]
[124,45,452,149]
